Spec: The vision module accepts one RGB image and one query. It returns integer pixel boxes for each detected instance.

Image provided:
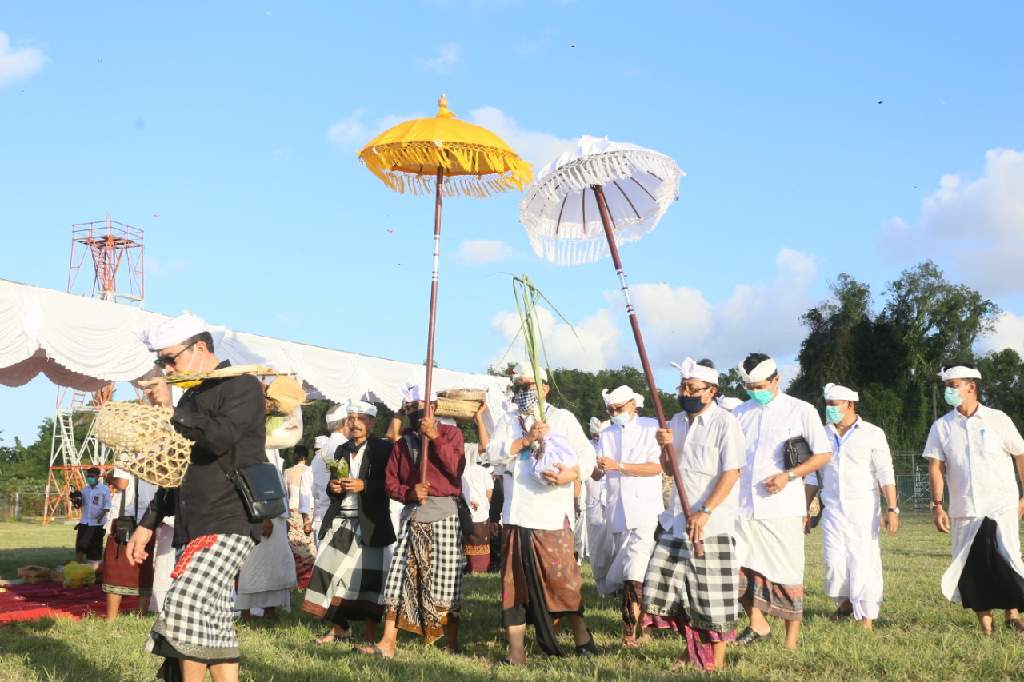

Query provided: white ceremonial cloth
[660,404,744,539]
[601,528,656,595]
[813,418,894,619]
[942,509,1024,603]
[597,415,664,533]
[922,405,1024,519]
[492,405,597,531]
[922,404,1024,602]
[149,517,175,615]
[734,515,806,585]
[821,505,882,619]
[236,450,297,611]
[461,463,495,523]
[734,392,831,520]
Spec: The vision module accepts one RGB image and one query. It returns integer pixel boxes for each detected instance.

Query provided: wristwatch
[700,504,713,515]
[930,500,943,510]
[887,507,900,515]
[786,471,797,482]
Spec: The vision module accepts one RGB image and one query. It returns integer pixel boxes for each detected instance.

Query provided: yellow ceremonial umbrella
[358,95,532,483]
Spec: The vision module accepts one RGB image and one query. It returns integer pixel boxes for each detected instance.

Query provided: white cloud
[455,239,515,265]
[977,312,1024,356]
[490,248,817,374]
[467,106,576,168]
[421,43,461,74]
[327,109,425,147]
[881,148,1024,296]
[0,32,45,88]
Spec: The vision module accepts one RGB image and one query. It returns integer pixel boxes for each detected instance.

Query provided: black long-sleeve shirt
[140,361,265,547]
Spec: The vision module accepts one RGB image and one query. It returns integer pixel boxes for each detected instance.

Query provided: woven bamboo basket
[436,389,486,421]
[93,401,193,487]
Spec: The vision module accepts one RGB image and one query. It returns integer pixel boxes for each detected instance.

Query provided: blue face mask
[610,412,632,426]
[944,386,964,408]
[825,405,844,424]
[746,388,774,405]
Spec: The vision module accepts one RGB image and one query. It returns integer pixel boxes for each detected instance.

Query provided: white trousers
[821,505,883,620]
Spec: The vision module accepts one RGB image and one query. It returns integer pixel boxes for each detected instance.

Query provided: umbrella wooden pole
[592,185,703,556]
[419,167,444,486]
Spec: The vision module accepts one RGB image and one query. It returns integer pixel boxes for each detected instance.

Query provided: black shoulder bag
[217,449,288,523]
[112,478,138,545]
[782,436,812,471]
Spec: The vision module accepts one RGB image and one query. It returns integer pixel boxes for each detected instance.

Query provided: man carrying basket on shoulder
[127,313,267,682]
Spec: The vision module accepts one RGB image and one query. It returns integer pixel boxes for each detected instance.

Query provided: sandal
[734,626,771,645]
[575,633,599,657]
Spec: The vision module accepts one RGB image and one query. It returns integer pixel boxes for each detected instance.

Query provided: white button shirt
[80,483,111,527]
[302,431,348,527]
[660,403,745,539]
[597,415,664,533]
[811,418,894,513]
[461,463,495,523]
[734,392,831,519]
[491,404,597,531]
[923,404,1024,519]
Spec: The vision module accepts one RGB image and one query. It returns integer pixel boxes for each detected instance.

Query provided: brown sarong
[739,568,804,621]
[464,521,491,573]
[102,533,155,597]
[501,520,583,656]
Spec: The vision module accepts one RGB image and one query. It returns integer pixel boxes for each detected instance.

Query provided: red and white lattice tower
[43,216,145,524]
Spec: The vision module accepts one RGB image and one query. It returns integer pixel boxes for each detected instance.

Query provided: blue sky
[2,1,1023,445]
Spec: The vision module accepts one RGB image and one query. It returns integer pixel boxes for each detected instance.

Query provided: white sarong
[734,516,805,585]
[149,519,175,615]
[821,505,882,619]
[236,516,297,611]
[943,507,1024,603]
[601,527,656,595]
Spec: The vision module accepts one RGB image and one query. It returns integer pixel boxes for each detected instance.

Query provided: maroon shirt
[385,423,465,503]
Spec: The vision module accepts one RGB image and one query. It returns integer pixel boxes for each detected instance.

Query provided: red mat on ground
[0,582,140,624]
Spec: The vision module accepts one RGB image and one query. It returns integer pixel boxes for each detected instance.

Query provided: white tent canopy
[0,279,509,413]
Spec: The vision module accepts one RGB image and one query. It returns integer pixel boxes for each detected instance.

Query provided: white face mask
[610,412,633,426]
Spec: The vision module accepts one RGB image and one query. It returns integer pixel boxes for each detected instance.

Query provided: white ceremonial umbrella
[518,135,703,553]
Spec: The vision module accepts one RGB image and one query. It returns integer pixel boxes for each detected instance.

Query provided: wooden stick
[420,166,444,485]
[592,185,703,556]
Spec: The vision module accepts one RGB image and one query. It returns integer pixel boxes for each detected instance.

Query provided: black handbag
[216,451,287,523]
[782,436,812,470]
[112,477,138,545]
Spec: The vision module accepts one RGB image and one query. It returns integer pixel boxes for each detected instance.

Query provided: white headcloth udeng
[401,382,438,404]
[512,362,548,382]
[737,357,777,384]
[671,357,719,385]
[325,404,348,425]
[345,399,378,417]
[718,397,743,412]
[144,312,206,351]
[823,383,859,402]
[601,385,645,408]
[938,366,982,381]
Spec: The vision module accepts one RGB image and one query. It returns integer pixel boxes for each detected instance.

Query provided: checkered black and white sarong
[642,532,741,633]
[302,515,385,620]
[382,514,462,644]
[150,534,255,662]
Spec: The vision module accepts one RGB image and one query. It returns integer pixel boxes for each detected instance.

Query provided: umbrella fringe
[360,141,532,197]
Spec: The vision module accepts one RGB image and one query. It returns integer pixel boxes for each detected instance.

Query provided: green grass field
[1,516,1023,681]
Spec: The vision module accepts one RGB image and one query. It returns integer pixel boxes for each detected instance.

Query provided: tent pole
[592,184,703,556]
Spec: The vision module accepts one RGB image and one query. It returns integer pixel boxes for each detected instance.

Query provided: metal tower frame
[43,216,144,524]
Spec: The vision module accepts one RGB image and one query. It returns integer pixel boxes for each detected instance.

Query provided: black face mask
[678,395,705,415]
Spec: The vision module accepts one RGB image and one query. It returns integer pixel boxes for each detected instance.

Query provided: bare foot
[315,629,350,644]
[1006,618,1024,633]
[359,643,396,658]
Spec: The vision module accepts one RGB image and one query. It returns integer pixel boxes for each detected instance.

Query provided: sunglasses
[155,342,195,369]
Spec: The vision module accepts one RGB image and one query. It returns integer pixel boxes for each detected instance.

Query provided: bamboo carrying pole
[419,167,445,485]
[592,185,703,556]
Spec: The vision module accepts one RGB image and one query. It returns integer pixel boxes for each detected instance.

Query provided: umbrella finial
[437,94,455,119]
